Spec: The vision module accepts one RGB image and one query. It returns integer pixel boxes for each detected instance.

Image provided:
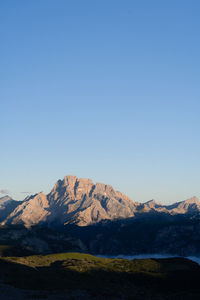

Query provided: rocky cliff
[1,175,139,227]
[1,176,200,228]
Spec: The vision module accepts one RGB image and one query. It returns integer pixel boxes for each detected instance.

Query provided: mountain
[1,175,139,228]
[1,176,200,228]
[0,195,13,206]
[139,196,200,215]
[0,196,21,222]
[1,177,200,256]
[165,196,200,214]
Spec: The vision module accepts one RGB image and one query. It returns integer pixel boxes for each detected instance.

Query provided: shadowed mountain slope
[0,196,21,222]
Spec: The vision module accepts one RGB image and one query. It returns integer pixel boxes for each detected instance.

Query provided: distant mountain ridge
[0,196,21,222]
[1,175,200,228]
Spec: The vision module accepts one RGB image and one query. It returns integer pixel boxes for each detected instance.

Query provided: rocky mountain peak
[140,199,162,211]
[145,199,157,205]
[0,196,21,223]
[165,196,200,215]
[1,176,200,228]
[50,175,95,201]
[182,196,199,204]
[50,175,129,203]
[0,195,13,205]
[2,175,136,227]
[63,175,78,187]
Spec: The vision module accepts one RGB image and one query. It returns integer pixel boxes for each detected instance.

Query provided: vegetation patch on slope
[0,251,198,299]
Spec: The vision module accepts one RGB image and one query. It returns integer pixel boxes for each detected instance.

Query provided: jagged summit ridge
[2,175,137,228]
[1,176,200,228]
[48,175,137,226]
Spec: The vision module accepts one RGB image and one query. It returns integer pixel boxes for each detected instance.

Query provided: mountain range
[1,175,200,256]
[1,175,200,228]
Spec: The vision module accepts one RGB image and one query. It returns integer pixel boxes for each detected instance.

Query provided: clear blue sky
[1,0,200,203]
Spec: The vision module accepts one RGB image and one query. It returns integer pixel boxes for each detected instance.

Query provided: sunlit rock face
[1,176,139,227]
[1,192,49,227]
[137,197,200,216]
[47,175,139,226]
[165,196,200,215]
[1,176,200,228]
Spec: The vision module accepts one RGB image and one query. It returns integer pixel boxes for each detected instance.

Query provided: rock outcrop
[2,193,49,227]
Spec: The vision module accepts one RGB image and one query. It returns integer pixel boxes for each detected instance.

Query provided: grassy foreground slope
[0,250,200,299]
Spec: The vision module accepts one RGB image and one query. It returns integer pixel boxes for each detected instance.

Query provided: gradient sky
[1,0,200,203]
